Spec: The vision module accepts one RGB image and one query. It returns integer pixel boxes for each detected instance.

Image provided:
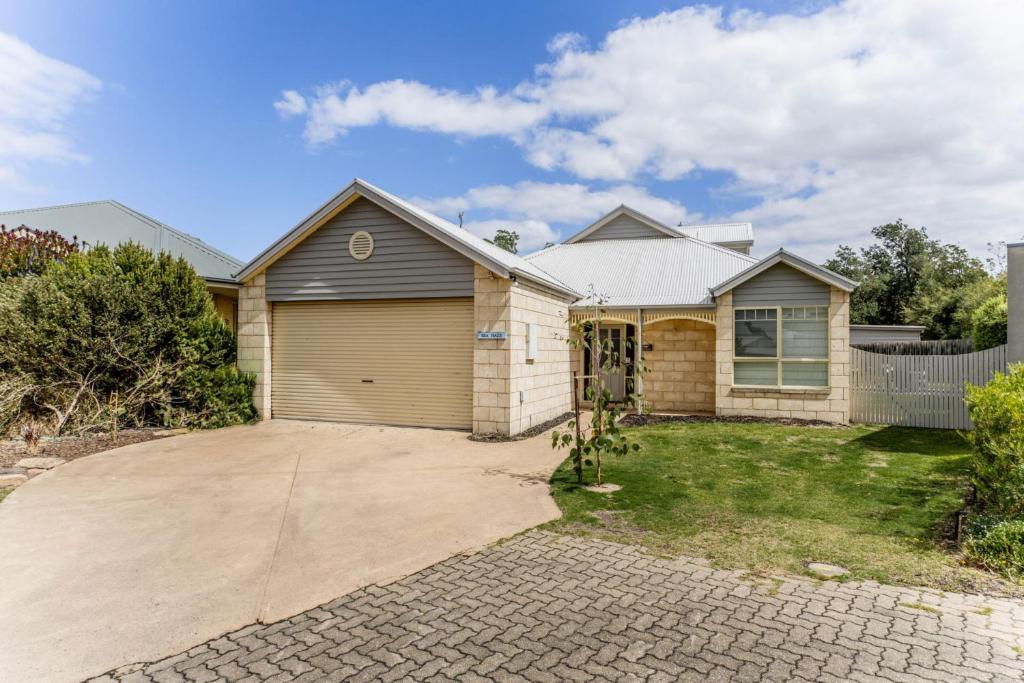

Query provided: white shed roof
[677,222,753,246]
[525,236,757,307]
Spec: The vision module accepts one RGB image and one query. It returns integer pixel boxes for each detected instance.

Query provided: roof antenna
[458,211,465,228]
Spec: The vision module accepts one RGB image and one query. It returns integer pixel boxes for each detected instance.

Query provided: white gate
[850,345,1008,429]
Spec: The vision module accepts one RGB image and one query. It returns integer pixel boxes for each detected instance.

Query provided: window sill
[730,386,831,396]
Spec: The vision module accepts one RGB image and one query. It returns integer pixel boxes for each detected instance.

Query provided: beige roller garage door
[272,298,473,429]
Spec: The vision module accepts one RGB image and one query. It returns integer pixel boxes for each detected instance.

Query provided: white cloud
[546,32,585,54]
[278,0,1024,256]
[0,33,100,190]
[273,90,307,117]
[462,219,557,252]
[415,180,692,251]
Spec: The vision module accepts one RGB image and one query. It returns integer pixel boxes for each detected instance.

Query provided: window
[733,306,829,388]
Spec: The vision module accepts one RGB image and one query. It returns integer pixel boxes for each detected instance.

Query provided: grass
[0,487,12,504]
[546,422,1019,594]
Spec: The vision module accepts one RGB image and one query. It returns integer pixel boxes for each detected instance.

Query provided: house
[0,200,244,331]
[233,179,856,434]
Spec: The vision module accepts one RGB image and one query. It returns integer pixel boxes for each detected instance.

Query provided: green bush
[0,242,255,434]
[964,365,1024,517]
[971,295,1008,351]
[963,516,1024,579]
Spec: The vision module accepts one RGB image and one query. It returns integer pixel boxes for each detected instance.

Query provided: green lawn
[547,422,1017,594]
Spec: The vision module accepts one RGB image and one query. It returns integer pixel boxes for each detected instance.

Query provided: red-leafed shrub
[0,224,79,278]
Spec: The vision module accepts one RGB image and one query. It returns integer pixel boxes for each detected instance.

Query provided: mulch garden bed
[618,413,844,428]
[0,428,177,468]
[469,412,574,443]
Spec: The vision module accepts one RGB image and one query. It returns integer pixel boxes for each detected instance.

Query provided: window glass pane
[734,362,778,386]
[781,314,828,358]
[781,362,828,387]
[735,311,778,357]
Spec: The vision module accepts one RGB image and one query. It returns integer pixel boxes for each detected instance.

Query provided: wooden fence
[850,345,1008,429]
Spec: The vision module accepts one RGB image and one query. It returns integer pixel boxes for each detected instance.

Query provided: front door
[598,325,626,401]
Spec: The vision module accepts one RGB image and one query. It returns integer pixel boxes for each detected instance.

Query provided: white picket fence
[850,345,1008,429]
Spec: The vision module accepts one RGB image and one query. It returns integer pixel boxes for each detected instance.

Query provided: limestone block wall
[508,280,572,434]
[715,288,851,424]
[472,266,513,434]
[642,319,716,412]
[237,273,272,419]
[472,266,573,435]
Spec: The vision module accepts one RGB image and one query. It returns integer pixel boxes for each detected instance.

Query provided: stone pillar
[472,265,513,434]
[237,273,272,419]
[714,291,735,415]
[1008,243,1024,364]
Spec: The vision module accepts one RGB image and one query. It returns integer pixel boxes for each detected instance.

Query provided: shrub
[963,516,1024,579]
[971,295,1008,351]
[0,242,255,434]
[964,365,1024,517]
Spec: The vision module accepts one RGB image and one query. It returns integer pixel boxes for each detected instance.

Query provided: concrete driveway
[0,420,566,683]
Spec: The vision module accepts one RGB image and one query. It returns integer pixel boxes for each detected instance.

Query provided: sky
[2,0,1022,264]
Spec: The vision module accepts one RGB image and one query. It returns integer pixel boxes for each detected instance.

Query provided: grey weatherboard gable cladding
[575,213,671,241]
[731,263,831,306]
[265,197,474,301]
[0,200,242,282]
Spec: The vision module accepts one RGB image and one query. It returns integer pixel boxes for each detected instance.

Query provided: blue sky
[2,0,1021,263]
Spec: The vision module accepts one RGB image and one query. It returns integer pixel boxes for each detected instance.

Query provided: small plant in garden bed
[551,293,641,487]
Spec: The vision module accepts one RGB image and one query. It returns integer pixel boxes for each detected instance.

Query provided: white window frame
[733,305,830,389]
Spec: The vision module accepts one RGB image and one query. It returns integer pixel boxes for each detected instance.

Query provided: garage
[271,298,473,428]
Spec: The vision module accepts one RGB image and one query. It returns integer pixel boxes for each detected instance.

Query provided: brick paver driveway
[91,532,1024,683]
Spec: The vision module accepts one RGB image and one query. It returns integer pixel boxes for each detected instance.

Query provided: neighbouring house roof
[525,236,758,307]
[850,325,926,332]
[0,200,243,282]
[676,222,753,247]
[711,249,858,296]
[236,178,580,299]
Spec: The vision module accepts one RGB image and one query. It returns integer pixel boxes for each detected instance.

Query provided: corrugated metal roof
[525,236,757,307]
[0,200,242,281]
[676,222,753,245]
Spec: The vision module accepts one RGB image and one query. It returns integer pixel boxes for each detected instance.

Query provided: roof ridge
[0,199,114,216]
[0,199,243,269]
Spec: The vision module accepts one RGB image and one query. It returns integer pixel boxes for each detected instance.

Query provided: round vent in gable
[349,231,374,260]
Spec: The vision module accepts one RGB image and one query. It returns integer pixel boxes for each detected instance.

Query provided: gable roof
[677,222,753,247]
[711,249,857,296]
[236,179,579,298]
[562,205,680,244]
[0,200,243,282]
[526,235,757,307]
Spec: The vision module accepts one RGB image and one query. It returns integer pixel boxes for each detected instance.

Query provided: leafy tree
[0,242,255,434]
[1,224,79,278]
[486,229,519,254]
[971,295,1008,351]
[825,220,990,339]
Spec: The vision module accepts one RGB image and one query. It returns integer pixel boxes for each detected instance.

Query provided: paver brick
[87,531,1024,683]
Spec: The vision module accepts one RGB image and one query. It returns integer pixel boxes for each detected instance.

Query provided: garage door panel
[272,299,473,429]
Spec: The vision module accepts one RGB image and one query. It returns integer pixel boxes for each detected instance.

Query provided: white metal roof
[237,179,579,298]
[525,236,757,307]
[0,200,243,282]
[676,222,753,246]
